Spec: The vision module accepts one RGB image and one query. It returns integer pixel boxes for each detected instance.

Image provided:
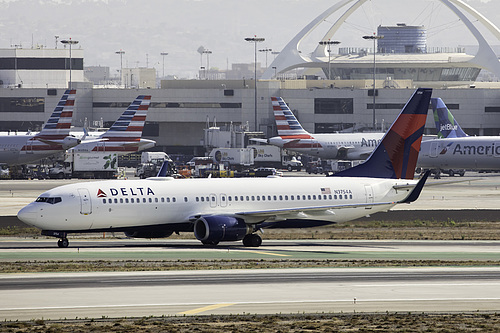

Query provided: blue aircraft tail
[334,88,432,180]
[431,97,468,138]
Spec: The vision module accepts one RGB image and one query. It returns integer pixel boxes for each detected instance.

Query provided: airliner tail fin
[271,97,309,137]
[36,89,76,140]
[335,88,432,179]
[100,95,151,141]
[431,97,468,138]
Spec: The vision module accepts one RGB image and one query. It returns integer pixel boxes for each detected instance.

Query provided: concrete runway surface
[1,267,500,321]
[0,173,499,320]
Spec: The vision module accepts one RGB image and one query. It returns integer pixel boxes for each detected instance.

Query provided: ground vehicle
[135,152,176,178]
[49,151,118,179]
[248,145,302,171]
[209,148,254,170]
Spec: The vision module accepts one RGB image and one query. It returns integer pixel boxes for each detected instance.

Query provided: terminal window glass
[0,97,44,113]
[315,98,353,114]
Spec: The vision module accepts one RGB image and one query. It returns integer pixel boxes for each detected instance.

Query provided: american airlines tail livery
[18,88,432,248]
[253,96,384,160]
[418,97,500,171]
[0,89,80,165]
[72,95,155,153]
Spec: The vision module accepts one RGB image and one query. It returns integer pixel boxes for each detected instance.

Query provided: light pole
[318,40,341,80]
[259,48,272,68]
[245,36,265,132]
[160,52,168,78]
[363,34,384,130]
[60,38,79,89]
[115,50,125,87]
[202,50,212,79]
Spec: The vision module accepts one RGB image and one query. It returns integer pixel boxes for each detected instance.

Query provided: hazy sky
[0,0,498,79]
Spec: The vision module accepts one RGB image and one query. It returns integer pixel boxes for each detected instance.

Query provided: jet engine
[194,216,249,245]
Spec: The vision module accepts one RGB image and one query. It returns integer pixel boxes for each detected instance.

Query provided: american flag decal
[321,188,331,194]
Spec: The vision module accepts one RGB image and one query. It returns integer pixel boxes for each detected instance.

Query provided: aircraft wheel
[243,234,262,247]
[58,238,69,248]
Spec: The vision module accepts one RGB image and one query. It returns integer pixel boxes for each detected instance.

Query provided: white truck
[135,152,176,178]
[208,148,254,170]
[248,145,303,171]
[49,151,118,179]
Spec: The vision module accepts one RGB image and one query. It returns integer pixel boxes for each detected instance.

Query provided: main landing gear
[57,238,69,248]
[243,233,262,247]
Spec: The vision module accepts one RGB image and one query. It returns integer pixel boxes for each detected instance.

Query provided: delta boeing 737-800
[17,88,433,248]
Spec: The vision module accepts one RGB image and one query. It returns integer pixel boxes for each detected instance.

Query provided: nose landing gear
[57,238,69,248]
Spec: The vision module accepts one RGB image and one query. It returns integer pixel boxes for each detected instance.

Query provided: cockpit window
[35,197,62,204]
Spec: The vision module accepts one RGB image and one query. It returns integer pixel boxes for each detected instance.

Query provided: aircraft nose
[17,204,38,227]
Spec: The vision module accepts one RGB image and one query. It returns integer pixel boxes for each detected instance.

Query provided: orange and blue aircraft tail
[335,88,432,179]
[431,97,468,138]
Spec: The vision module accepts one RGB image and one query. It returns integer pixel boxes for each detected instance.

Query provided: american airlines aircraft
[253,97,384,160]
[418,97,500,171]
[71,95,155,153]
[0,89,80,165]
[17,88,432,248]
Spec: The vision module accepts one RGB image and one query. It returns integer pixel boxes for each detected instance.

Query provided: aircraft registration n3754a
[17,88,433,248]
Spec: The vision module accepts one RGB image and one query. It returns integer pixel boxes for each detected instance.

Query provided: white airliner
[71,95,155,154]
[252,97,384,160]
[418,98,500,171]
[17,88,433,248]
[0,89,80,165]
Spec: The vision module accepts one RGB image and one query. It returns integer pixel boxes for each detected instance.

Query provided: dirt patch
[2,313,499,332]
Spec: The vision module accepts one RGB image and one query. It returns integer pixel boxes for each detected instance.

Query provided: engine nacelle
[194,216,249,244]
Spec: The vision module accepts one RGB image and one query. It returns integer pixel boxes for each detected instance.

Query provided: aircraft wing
[233,201,397,221]
[249,138,268,144]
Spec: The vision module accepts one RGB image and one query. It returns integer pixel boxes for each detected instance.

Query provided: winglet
[334,88,432,179]
[400,170,430,203]
[156,160,170,177]
[431,97,468,138]
[35,89,76,140]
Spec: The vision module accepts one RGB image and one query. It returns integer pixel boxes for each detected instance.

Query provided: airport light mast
[319,40,341,80]
[245,36,265,132]
[60,38,79,89]
[160,52,168,79]
[115,50,125,87]
[363,33,384,130]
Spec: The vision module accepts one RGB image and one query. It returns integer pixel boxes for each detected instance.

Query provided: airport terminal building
[1,0,500,157]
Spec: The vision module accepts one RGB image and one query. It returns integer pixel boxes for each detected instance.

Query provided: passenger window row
[102,193,354,205]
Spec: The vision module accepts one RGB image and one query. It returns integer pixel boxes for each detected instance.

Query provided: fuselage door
[25,139,34,154]
[364,185,374,207]
[77,188,92,215]
[209,193,217,208]
[429,141,439,158]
